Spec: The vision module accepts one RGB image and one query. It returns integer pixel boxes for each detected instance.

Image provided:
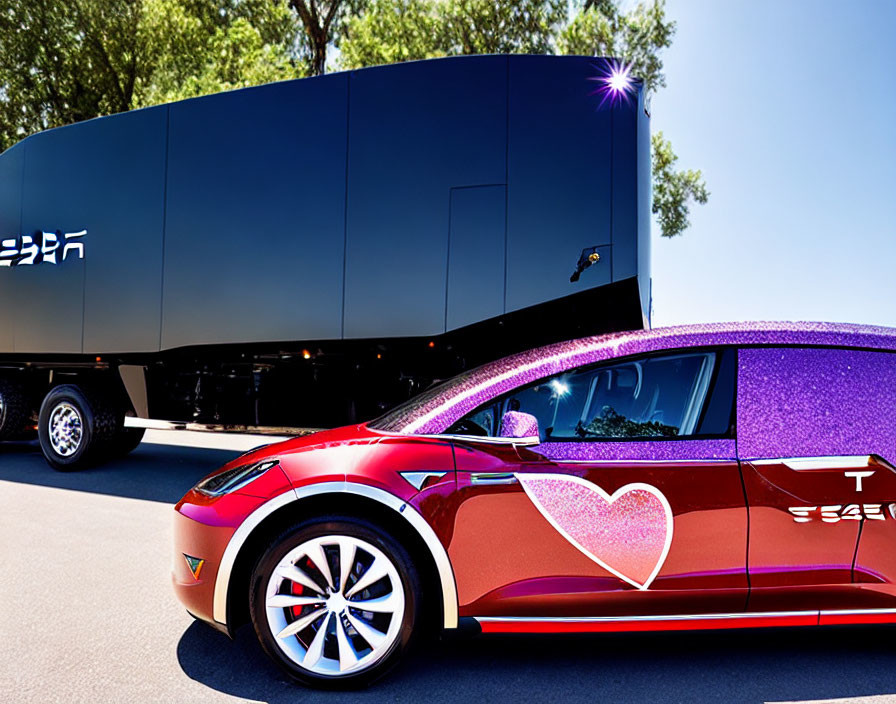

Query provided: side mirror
[499,411,540,442]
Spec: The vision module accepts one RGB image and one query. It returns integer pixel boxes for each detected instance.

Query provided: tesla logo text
[516,473,673,590]
[0,230,86,267]
[788,504,884,523]
[845,470,875,491]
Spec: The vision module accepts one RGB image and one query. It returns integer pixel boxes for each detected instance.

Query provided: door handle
[470,472,518,485]
[752,455,888,471]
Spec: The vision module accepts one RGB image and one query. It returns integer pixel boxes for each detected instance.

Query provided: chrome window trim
[413,432,542,446]
[679,353,716,436]
[370,428,541,446]
[212,482,459,629]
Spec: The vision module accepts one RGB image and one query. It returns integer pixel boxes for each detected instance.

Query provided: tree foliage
[137,0,303,106]
[438,0,566,55]
[0,0,708,237]
[0,0,303,147]
[558,0,675,95]
[651,131,709,240]
[339,0,567,67]
[0,0,145,145]
[338,0,441,66]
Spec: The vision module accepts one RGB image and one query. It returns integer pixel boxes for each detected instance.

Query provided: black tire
[107,426,146,459]
[0,378,31,440]
[249,516,422,689]
[38,384,121,471]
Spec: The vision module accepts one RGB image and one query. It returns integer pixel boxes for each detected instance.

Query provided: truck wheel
[108,427,146,458]
[38,385,120,471]
[0,379,31,440]
[250,517,421,689]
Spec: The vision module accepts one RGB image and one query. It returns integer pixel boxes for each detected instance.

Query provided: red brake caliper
[289,560,310,618]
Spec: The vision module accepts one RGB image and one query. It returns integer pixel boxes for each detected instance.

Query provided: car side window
[447,349,736,440]
[447,404,500,437]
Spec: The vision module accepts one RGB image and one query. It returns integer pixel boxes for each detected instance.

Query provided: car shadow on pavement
[0,440,238,504]
[177,620,896,703]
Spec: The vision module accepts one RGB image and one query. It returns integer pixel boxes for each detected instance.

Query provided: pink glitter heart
[516,473,673,590]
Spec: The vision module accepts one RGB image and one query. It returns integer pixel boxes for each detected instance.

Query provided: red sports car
[173,322,896,687]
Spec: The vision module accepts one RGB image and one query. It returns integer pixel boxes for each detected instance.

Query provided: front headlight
[194,459,280,497]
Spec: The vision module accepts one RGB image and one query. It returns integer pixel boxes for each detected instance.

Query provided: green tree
[338,0,440,67]
[0,0,304,150]
[438,0,566,55]
[339,0,566,66]
[558,0,674,94]
[651,131,709,240]
[0,0,148,147]
[286,1,364,75]
[136,0,303,106]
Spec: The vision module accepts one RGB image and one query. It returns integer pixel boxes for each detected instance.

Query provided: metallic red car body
[173,322,896,683]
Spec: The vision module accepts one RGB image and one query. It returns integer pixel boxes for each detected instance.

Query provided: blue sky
[648,0,896,327]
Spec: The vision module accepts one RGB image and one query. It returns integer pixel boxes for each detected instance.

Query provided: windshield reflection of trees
[573,406,678,439]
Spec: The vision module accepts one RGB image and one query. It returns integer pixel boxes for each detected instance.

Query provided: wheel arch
[216,482,458,635]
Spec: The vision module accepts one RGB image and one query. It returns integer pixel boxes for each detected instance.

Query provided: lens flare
[549,379,571,398]
[587,60,636,108]
[608,66,631,93]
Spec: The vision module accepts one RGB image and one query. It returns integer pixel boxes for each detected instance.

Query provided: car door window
[448,349,735,440]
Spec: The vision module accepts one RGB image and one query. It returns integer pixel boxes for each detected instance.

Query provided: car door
[444,347,749,621]
[737,346,896,613]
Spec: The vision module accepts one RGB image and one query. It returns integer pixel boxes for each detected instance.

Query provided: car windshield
[368,365,487,433]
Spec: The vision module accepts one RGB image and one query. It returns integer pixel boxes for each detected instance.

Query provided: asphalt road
[3,438,896,704]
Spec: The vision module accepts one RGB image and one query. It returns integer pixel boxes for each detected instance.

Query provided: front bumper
[172,491,281,632]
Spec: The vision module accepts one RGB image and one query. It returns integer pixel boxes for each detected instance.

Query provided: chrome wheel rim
[265,535,406,676]
[48,403,83,457]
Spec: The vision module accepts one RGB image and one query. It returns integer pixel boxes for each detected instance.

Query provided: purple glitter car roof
[371,321,896,435]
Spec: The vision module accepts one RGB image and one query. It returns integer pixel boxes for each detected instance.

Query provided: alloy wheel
[264,535,406,676]
[48,402,83,457]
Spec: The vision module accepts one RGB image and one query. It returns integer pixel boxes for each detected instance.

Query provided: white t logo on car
[844,470,875,492]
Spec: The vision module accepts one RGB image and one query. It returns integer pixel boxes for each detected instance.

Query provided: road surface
[2,437,896,703]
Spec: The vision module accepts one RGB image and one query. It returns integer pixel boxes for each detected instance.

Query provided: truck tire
[108,426,146,459]
[38,384,121,471]
[0,378,31,440]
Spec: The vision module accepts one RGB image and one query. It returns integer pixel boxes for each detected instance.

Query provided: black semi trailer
[0,54,651,469]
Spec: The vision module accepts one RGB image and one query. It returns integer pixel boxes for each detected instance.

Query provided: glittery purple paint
[498,410,539,439]
[371,322,896,437]
[537,439,737,461]
[737,346,896,464]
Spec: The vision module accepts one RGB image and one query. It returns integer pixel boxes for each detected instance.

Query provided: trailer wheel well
[46,371,132,410]
[225,492,445,636]
[0,368,129,431]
